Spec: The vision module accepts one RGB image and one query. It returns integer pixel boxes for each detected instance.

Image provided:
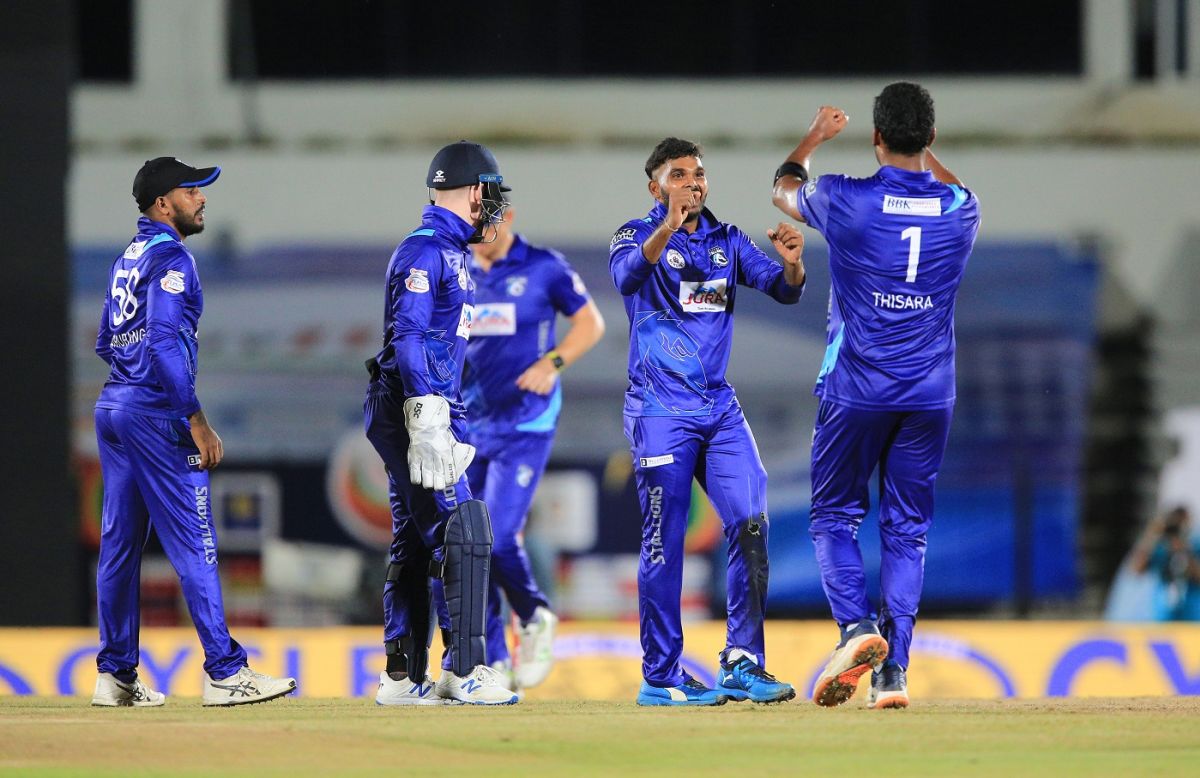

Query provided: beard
[177,207,206,237]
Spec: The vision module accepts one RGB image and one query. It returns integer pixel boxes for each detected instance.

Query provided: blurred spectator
[1128,507,1200,621]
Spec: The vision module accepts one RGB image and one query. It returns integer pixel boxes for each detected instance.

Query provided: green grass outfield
[2,696,1199,776]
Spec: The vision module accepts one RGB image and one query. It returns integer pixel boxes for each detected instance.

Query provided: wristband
[546,350,566,372]
[773,161,810,185]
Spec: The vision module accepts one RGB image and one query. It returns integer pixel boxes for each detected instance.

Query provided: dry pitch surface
[2,696,1199,776]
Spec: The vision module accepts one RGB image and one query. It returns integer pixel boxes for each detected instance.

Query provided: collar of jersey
[136,216,182,242]
[646,202,720,237]
[876,166,937,184]
[420,204,476,247]
[471,233,528,274]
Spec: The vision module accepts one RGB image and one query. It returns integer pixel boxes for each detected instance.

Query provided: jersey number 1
[901,226,921,282]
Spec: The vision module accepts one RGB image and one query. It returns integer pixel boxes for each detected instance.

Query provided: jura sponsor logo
[471,302,516,336]
[679,278,728,313]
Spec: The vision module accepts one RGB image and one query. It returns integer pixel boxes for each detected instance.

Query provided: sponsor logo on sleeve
[708,247,729,267]
[516,464,534,488]
[804,177,819,197]
[882,195,942,216]
[457,263,470,290]
[160,270,186,294]
[665,249,687,269]
[456,304,475,339]
[639,454,675,468]
[405,268,430,293]
[611,227,637,248]
[471,302,516,336]
[678,278,729,313]
[571,271,588,296]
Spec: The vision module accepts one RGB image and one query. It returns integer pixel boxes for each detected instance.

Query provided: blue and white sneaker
[867,662,909,710]
[636,676,729,707]
[811,620,889,707]
[375,671,453,706]
[435,665,519,705]
[716,649,796,704]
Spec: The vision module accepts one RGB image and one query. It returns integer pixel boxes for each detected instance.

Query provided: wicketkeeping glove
[403,395,476,491]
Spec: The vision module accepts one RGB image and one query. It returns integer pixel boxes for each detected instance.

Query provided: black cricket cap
[426,141,511,191]
[133,157,221,211]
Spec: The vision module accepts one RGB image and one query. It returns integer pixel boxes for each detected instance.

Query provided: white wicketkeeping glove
[403,395,476,491]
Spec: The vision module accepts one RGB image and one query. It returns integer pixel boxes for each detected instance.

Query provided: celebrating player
[772,84,981,709]
[92,158,296,707]
[460,205,605,691]
[365,141,518,705]
[610,138,805,706]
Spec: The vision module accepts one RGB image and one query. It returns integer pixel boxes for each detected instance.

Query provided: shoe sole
[90,698,165,708]
[456,696,519,705]
[811,636,889,707]
[868,692,909,710]
[202,683,297,707]
[636,695,729,707]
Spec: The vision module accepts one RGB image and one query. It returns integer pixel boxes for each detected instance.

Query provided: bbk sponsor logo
[196,486,216,564]
[882,195,942,216]
[610,227,637,248]
[678,278,728,313]
[647,486,665,565]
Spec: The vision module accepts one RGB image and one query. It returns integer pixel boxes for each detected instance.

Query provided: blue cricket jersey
[462,234,590,438]
[372,205,477,419]
[610,203,805,417]
[797,167,981,410]
[95,217,203,419]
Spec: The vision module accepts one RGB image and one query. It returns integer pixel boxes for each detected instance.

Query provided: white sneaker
[491,659,525,702]
[435,664,519,705]
[514,606,557,688]
[202,666,297,707]
[375,671,452,706]
[91,673,165,707]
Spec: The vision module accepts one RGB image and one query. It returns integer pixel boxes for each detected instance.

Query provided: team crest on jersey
[505,275,527,297]
[708,247,729,267]
[665,249,686,270]
[679,279,728,313]
[458,263,470,290]
[160,270,185,294]
[405,268,430,293]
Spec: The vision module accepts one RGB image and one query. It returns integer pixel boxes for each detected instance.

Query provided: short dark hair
[873,82,935,156]
[645,137,703,179]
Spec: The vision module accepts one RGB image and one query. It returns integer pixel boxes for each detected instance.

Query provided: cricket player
[772,83,981,709]
[461,204,605,690]
[92,157,296,707]
[610,138,805,706]
[366,141,517,705]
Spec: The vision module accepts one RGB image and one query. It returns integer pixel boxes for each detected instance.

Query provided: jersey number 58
[111,268,141,326]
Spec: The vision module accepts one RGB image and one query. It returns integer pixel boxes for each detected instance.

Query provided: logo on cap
[433,170,446,184]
